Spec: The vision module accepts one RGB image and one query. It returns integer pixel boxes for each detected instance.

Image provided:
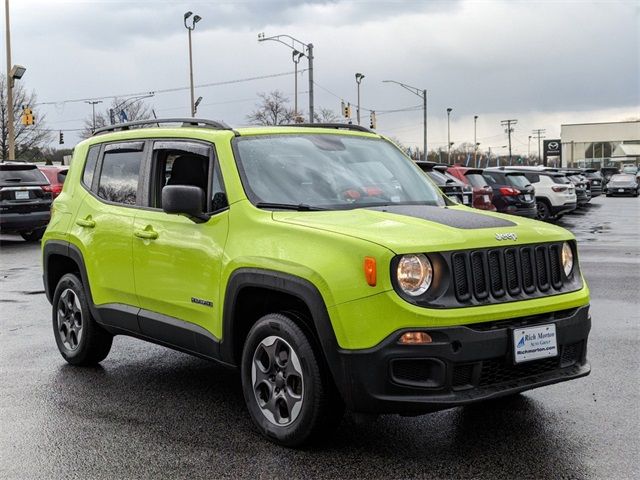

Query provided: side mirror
[162,185,210,223]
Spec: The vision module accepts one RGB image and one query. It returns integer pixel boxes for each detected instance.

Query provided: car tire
[241,313,343,447]
[52,273,113,366]
[20,228,45,242]
[535,199,551,221]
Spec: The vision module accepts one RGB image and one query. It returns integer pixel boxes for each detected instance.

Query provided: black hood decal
[366,205,516,229]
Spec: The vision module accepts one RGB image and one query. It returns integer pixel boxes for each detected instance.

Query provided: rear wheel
[241,313,343,447]
[52,273,113,366]
[20,228,45,242]
[535,199,551,221]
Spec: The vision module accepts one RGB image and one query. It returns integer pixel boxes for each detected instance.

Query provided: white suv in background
[508,167,577,221]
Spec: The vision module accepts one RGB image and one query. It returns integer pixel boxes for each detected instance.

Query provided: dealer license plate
[618,189,625,193]
[513,324,558,364]
[14,190,29,200]
[483,194,490,203]
[524,194,532,201]
[463,196,470,204]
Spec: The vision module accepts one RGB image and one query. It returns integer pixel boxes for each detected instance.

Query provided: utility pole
[258,33,315,123]
[85,100,102,133]
[447,108,453,164]
[532,128,546,165]
[5,0,15,160]
[501,119,517,164]
[355,73,365,125]
[473,115,479,167]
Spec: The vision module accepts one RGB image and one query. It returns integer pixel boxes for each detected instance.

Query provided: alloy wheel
[57,288,83,351]
[251,335,304,426]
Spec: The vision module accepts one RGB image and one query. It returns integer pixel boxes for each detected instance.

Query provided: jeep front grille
[451,243,566,304]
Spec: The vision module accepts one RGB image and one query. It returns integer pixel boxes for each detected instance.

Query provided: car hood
[272,204,573,254]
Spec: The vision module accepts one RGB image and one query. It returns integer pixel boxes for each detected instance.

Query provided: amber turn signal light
[364,256,377,286]
[399,332,433,345]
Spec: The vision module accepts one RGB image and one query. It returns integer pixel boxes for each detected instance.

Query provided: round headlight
[561,242,574,276]
[396,254,433,296]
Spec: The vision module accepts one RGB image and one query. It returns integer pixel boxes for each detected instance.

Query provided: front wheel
[52,273,113,366]
[241,313,343,447]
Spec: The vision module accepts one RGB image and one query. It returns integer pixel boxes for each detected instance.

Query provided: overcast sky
[6,0,639,153]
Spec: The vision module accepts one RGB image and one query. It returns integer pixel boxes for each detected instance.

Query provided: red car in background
[37,166,68,199]
[446,166,496,211]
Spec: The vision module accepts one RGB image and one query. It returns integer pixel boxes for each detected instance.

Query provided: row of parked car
[415,162,638,221]
[0,163,68,241]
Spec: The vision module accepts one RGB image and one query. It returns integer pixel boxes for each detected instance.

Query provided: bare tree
[314,108,340,123]
[0,74,53,161]
[80,97,154,139]
[246,91,295,125]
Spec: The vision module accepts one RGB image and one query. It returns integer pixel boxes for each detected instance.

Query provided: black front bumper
[336,305,591,414]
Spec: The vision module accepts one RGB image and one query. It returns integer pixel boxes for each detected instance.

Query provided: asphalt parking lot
[1,196,638,480]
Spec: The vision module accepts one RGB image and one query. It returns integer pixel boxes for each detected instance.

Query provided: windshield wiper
[255,202,326,211]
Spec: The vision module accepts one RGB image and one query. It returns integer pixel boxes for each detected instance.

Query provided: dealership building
[560,120,640,168]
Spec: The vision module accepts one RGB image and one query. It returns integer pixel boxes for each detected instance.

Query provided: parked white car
[507,167,577,221]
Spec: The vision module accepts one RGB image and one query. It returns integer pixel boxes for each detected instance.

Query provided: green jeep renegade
[42,119,591,446]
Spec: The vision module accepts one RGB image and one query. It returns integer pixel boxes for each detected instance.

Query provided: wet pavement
[1,195,638,479]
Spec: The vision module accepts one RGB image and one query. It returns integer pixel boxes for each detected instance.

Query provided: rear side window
[82,146,100,188]
[523,172,540,183]
[97,143,144,205]
[0,167,47,184]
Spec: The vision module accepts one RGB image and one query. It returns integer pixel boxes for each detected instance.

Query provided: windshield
[465,173,488,188]
[234,134,445,209]
[622,166,638,174]
[0,167,48,184]
[610,174,635,182]
[506,173,531,189]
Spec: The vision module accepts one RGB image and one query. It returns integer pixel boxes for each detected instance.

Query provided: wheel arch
[221,268,348,398]
[43,241,95,310]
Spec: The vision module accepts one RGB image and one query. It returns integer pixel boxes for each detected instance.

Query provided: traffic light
[343,102,352,119]
[20,106,34,126]
[369,111,377,130]
[59,131,64,145]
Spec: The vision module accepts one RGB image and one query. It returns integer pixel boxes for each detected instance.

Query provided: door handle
[75,217,95,228]
[134,228,158,240]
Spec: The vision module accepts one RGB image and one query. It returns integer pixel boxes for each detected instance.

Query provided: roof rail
[277,123,374,133]
[92,118,233,136]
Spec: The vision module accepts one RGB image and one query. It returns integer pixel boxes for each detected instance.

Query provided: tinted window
[426,170,449,184]
[551,175,571,185]
[506,174,530,189]
[465,173,488,188]
[524,172,540,183]
[483,172,506,185]
[82,146,100,189]
[235,135,444,209]
[0,167,47,184]
[97,148,143,205]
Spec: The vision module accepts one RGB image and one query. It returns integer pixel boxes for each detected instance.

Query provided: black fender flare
[220,268,350,401]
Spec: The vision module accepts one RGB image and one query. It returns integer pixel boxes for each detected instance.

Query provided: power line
[36,70,306,106]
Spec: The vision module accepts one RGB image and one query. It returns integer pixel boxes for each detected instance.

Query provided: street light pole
[5,0,15,161]
[382,80,427,160]
[184,11,202,117]
[85,100,102,133]
[447,108,453,164]
[473,115,478,167]
[258,33,315,123]
[355,73,365,125]
[292,50,305,120]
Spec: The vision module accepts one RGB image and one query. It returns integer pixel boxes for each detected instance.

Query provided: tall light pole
[383,80,427,160]
[473,115,479,167]
[259,33,315,123]
[292,50,305,120]
[85,100,102,133]
[4,0,23,161]
[184,11,202,117]
[355,73,365,125]
[447,108,453,164]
